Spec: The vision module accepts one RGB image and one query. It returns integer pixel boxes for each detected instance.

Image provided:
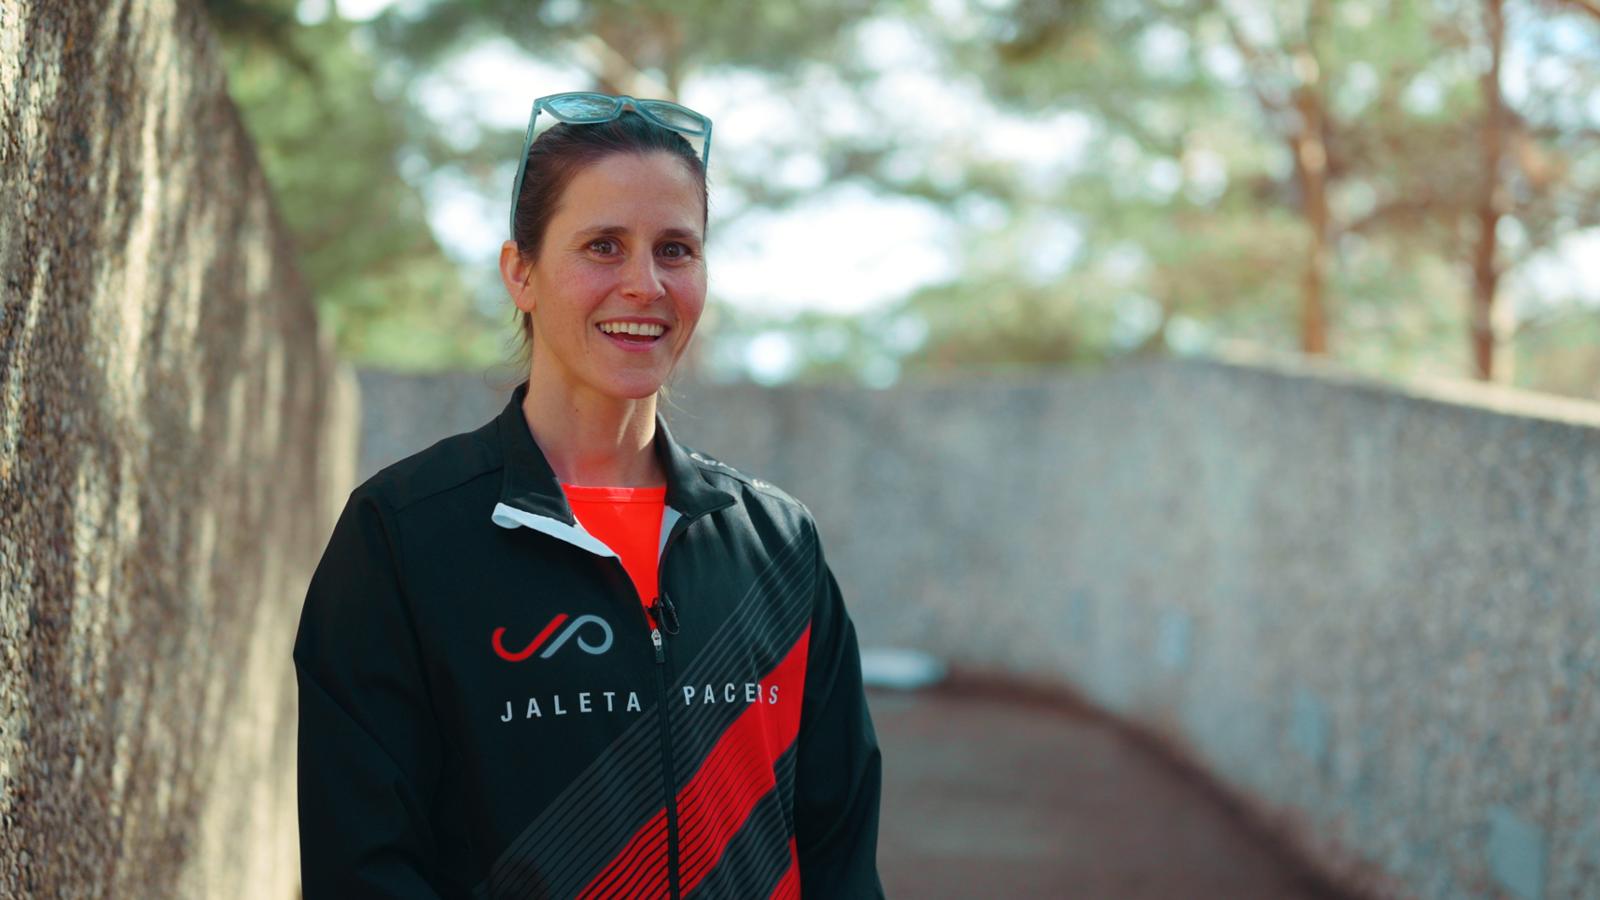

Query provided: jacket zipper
[596,509,699,899]
[592,551,681,900]
[647,609,678,900]
[599,555,681,900]
[649,518,691,900]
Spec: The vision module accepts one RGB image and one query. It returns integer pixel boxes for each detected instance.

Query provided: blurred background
[209,0,1600,395]
[5,0,1600,898]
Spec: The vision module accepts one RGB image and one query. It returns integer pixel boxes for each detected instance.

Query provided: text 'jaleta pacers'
[494,613,782,723]
[499,683,783,722]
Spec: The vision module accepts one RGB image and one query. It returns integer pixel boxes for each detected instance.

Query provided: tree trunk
[1471,0,1507,380]
[1291,92,1331,356]
[1290,0,1331,356]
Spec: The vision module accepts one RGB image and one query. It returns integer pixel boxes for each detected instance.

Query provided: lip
[594,317,671,353]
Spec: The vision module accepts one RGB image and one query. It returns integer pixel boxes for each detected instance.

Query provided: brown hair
[508,110,709,374]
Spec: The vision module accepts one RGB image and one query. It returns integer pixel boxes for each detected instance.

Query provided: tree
[203,0,1600,397]
[910,0,1600,391]
[207,0,496,368]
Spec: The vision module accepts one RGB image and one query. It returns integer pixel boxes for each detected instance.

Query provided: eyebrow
[579,225,702,241]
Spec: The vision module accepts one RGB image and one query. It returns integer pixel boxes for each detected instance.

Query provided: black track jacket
[292,380,885,899]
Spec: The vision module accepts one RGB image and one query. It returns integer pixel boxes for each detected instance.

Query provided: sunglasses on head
[509,91,714,236]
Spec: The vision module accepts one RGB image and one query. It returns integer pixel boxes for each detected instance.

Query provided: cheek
[668,270,708,324]
[545,265,614,316]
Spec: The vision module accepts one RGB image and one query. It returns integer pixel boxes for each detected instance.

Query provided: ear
[499,240,536,313]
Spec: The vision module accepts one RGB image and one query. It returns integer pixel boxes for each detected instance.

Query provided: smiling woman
[292,95,886,900]
[501,101,710,425]
[501,151,707,425]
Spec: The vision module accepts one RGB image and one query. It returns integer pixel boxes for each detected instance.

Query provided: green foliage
[874,0,1600,395]
[1514,305,1600,395]
[204,0,1600,397]
[209,0,500,369]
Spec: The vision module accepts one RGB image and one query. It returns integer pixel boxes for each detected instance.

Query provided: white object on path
[859,647,947,691]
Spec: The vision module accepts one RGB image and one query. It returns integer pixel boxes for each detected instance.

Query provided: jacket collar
[490,380,735,550]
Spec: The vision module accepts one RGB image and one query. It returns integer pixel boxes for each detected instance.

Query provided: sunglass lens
[546,94,617,121]
[639,102,706,133]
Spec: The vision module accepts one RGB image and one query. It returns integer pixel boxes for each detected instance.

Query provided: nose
[618,251,666,303]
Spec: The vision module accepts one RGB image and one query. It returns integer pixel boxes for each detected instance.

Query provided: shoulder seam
[685,453,809,514]
[384,464,503,516]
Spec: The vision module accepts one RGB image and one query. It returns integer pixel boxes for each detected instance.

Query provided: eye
[587,237,620,255]
[659,241,696,260]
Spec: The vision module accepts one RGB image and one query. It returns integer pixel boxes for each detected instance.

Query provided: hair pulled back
[509,111,709,370]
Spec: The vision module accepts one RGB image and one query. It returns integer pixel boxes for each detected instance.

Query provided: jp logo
[492,613,613,662]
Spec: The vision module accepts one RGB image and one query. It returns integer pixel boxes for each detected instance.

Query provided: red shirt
[560,483,667,609]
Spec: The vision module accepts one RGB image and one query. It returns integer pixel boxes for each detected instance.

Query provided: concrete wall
[359,359,1600,899]
[1,1,357,897]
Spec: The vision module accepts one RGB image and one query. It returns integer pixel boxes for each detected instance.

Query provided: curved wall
[358,358,1600,900]
[1,1,357,896]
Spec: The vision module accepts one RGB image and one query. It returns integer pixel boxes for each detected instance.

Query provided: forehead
[552,152,704,235]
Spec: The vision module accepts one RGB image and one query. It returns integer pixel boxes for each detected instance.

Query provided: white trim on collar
[492,501,685,564]
[491,502,616,558]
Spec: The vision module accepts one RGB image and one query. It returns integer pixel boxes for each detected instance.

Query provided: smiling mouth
[596,322,669,345]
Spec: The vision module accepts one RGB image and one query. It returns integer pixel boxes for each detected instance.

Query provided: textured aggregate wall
[359,360,1600,900]
[1,0,358,896]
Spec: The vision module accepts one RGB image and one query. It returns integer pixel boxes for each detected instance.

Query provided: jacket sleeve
[292,488,448,899]
[793,521,886,899]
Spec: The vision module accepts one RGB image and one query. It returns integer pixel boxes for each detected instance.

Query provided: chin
[596,374,669,401]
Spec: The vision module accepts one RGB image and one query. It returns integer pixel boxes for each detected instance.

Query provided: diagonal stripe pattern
[476,529,818,899]
[578,628,809,899]
[685,745,803,899]
[673,628,808,896]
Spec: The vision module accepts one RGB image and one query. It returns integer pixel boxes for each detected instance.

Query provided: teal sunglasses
[509,91,714,236]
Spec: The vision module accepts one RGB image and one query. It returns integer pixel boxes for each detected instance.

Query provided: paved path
[870,678,1355,899]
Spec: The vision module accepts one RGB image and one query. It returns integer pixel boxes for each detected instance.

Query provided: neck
[521,362,665,488]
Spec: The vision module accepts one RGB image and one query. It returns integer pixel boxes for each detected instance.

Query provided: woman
[292,92,886,899]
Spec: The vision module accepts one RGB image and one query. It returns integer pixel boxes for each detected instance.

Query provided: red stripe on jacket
[577,626,811,899]
[768,838,801,900]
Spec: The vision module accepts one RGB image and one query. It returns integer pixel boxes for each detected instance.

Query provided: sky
[308,0,1600,381]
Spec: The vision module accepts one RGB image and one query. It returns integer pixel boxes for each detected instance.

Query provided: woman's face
[518,151,707,403]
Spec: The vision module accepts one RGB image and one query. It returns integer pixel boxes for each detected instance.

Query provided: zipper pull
[650,626,665,664]
[659,592,680,635]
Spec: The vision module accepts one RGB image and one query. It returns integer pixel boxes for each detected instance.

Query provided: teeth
[599,322,665,337]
